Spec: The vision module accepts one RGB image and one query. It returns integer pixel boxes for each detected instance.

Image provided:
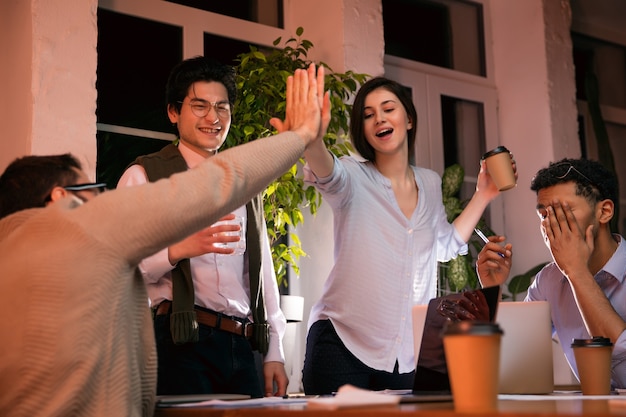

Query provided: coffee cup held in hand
[443,321,503,413]
[571,336,613,395]
[482,146,516,191]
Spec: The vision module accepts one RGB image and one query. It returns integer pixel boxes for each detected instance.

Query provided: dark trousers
[302,319,415,395]
[154,311,263,398]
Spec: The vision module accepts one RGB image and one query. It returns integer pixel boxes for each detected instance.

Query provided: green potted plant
[225,27,368,289]
[506,262,548,301]
[438,163,488,294]
[439,163,547,298]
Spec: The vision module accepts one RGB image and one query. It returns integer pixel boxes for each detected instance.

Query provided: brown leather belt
[155,301,252,339]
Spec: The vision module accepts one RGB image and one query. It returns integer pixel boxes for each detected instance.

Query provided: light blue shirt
[526,235,626,388]
[304,155,466,373]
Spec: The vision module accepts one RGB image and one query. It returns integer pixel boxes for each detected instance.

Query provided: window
[165,0,283,28]
[572,33,626,109]
[96,2,281,187]
[383,0,486,77]
[573,32,626,234]
[441,96,486,201]
[96,8,181,186]
[383,0,501,230]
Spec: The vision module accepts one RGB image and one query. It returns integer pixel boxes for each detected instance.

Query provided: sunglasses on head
[551,163,593,184]
[63,182,107,193]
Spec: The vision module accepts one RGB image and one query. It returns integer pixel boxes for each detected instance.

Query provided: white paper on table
[306,385,401,410]
[170,396,308,408]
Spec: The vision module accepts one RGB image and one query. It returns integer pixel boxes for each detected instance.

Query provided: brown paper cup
[443,321,503,413]
[483,146,516,191]
[572,337,613,395]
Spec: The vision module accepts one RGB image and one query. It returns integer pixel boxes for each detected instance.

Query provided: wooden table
[155,396,626,417]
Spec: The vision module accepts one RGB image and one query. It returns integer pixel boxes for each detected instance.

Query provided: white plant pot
[280,295,305,393]
[280,294,304,322]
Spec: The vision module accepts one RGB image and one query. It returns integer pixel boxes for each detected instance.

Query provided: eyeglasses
[551,163,593,184]
[178,99,231,119]
[64,183,107,194]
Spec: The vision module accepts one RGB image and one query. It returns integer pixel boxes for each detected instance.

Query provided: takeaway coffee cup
[482,146,516,191]
[212,215,246,256]
[443,321,503,413]
[571,337,613,395]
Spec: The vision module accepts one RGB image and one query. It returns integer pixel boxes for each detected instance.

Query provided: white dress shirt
[117,141,286,363]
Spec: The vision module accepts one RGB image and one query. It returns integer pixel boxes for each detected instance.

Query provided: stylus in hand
[474,228,505,258]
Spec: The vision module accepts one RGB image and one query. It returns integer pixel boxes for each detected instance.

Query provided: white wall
[1,0,33,170]
[0,0,98,176]
[489,0,579,278]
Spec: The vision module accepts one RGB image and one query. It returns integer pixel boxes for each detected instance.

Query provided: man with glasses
[477,158,626,389]
[0,153,105,218]
[117,56,288,398]
[0,63,325,416]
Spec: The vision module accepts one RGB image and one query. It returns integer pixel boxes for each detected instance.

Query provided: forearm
[611,332,626,389]
[80,132,306,265]
[138,248,175,283]
[568,272,626,342]
[452,191,493,242]
[303,140,334,178]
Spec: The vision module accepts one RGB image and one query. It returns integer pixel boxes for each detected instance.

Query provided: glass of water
[213,215,246,256]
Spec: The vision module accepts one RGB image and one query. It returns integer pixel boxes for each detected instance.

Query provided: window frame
[383,0,502,231]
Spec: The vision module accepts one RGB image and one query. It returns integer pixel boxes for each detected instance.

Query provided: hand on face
[541,200,594,278]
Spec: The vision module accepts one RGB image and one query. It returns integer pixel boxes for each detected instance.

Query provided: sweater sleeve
[72,132,306,265]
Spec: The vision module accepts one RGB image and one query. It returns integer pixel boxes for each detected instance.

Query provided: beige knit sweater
[0,133,304,417]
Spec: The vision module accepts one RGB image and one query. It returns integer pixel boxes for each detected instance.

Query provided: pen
[474,228,505,258]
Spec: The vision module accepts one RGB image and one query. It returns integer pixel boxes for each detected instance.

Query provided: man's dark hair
[350,77,417,163]
[165,56,237,115]
[530,158,617,207]
[0,153,82,219]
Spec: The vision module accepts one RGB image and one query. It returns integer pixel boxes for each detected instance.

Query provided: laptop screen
[411,286,501,393]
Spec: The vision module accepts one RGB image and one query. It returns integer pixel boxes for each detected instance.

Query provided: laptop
[409,296,554,399]
[495,301,554,394]
[399,286,500,403]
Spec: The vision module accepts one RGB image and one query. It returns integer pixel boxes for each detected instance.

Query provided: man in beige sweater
[0,64,326,417]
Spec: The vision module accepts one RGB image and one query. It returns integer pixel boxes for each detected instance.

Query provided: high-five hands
[270,63,330,147]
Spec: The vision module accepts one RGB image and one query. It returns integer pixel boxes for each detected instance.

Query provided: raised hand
[476,153,518,203]
[270,63,325,147]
